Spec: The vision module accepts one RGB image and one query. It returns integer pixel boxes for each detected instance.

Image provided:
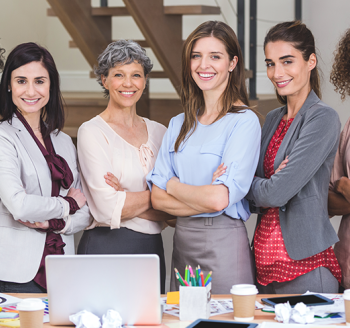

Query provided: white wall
[303,0,350,234]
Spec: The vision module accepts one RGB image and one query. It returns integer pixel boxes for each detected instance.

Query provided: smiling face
[10,61,50,117]
[190,36,237,94]
[102,61,146,110]
[264,41,316,100]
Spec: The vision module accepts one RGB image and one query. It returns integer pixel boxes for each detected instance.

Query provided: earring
[229,69,233,72]
[8,89,10,92]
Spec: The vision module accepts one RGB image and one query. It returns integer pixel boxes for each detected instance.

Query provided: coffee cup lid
[230,284,258,295]
[344,289,350,300]
[17,298,45,311]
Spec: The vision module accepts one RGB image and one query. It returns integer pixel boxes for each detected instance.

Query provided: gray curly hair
[94,39,153,97]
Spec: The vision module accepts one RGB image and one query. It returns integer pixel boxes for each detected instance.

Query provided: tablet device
[261,294,334,307]
[186,319,258,328]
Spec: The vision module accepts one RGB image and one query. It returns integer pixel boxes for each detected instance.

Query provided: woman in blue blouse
[147,21,261,294]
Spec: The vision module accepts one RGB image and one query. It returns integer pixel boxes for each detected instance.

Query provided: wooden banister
[164,5,220,15]
[123,0,182,94]
[46,0,111,67]
[48,5,221,18]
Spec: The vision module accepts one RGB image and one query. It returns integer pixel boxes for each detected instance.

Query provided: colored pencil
[191,274,196,286]
[175,272,186,286]
[174,268,189,286]
[200,271,205,286]
[204,271,212,284]
[198,277,202,287]
[205,277,212,286]
[185,265,188,282]
[189,265,194,277]
[195,266,199,282]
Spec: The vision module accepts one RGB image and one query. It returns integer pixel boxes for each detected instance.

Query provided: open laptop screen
[46,254,161,325]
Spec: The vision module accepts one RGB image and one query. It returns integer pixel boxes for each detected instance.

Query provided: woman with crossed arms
[77,40,173,293]
[147,21,261,294]
[0,43,90,293]
[328,28,350,291]
[246,21,342,294]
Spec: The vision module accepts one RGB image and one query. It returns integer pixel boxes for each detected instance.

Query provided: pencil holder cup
[179,283,211,321]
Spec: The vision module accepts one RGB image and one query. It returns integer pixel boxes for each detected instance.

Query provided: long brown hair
[175,20,252,152]
[264,21,321,105]
[330,28,350,100]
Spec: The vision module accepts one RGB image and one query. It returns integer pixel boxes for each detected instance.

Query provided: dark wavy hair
[0,42,64,137]
[175,20,256,152]
[264,21,321,104]
[0,47,5,71]
[330,28,350,101]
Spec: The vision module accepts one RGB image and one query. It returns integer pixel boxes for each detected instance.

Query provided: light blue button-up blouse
[146,109,261,221]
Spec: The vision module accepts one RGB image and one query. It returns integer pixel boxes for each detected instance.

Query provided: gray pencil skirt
[170,214,255,294]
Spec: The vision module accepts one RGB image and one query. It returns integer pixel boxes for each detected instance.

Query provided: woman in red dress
[246,21,342,293]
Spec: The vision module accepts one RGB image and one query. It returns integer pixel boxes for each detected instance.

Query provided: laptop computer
[46,254,162,326]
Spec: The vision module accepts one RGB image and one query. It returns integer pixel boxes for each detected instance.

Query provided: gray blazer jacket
[246,90,341,260]
[0,115,92,283]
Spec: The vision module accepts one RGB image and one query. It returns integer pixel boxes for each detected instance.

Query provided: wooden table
[6,293,347,327]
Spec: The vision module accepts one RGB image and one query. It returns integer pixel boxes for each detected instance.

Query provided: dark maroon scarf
[15,110,78,289]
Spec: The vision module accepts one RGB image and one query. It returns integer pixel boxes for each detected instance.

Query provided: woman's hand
[212,163,227,184]
[333,177,350,204]
[18,220,49,229]
[334,176,348,194]
[275,156,289,174]
[67,187,87,209]
[166,176,180,194]
[104,172,124,191]
[166,218,177,227]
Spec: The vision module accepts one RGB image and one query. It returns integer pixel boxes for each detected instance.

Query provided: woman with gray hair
[77,40,173,292]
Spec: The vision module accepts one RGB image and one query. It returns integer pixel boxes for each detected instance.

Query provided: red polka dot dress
[254,118,342,286]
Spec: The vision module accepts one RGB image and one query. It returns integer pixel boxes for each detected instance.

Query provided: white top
[77,115,167,234]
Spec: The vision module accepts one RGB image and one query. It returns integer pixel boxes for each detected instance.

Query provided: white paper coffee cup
[17,298,45,328]
[230,284,258,321]
[344,289,350,326]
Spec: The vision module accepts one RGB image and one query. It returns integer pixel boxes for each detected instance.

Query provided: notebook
[46,254,161,325]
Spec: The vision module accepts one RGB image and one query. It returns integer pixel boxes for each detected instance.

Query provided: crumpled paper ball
[69,310,101,328]
[102,309,123,328]
[275,302,315,324]
[291,302,315,324]
[275,302,292,323]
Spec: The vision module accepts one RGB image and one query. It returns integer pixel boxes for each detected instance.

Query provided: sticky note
[0,318,20,328]
[0,314,18,320]
[166,291,180,304]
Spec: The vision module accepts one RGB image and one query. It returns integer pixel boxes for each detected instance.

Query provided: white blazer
[0,114,92,283]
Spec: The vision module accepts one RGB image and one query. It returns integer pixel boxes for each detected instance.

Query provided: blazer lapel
[274,90,321,170]
[257,106,286,177]
[11,116,52,197]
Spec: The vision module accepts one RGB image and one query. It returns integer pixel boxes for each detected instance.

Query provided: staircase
[47,0,278,137]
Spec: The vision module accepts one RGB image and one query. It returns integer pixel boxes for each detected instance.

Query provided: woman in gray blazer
[0,43,91,293]
[246,21,342,294]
